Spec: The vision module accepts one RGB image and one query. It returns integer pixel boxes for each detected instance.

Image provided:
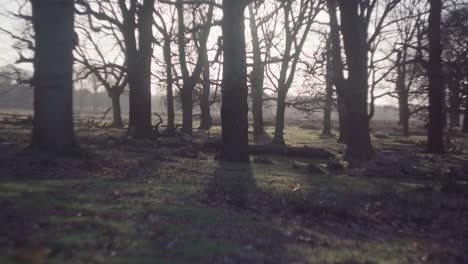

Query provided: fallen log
[202,140,334,159]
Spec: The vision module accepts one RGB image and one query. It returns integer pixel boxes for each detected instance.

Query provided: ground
[0,119,467,264]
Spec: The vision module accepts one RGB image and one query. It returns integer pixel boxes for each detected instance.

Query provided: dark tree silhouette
[219,0,250,162]
[337,0,374,166]
[427,0,445,153]
[31,0,76,153]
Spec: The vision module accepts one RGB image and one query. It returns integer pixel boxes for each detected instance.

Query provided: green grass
[0,126,466,263]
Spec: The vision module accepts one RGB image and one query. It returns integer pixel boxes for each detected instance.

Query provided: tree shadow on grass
[207,160,256,207]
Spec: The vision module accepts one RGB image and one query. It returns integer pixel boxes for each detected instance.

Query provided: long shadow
[207,160,256,207]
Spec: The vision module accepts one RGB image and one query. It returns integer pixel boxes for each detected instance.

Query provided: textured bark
[248,4,264,141]
[219,0,250,162]
[31,0,76,153]
[338,0,373,167]
[427,0,445,153]
[124,0,154,139]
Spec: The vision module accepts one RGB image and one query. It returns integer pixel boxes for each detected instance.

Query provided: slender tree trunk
[396,51,410,137]
[248,4,264,141]
[328,0,347,144]
[338,0,373,167]
[427,0,445,153]
[273,91,287,145]
[111,92,123,128]
[322,38,333,136]
[163,36,175,135]
[220,1,249,162]
[463,98,468,133]
[448,81,461,128]
[199,49,212,130]
[31,0,76,153]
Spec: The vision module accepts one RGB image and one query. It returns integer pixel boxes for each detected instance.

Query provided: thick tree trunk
[338,0,373,167]
[31,0,76,153]
[220,1,250,162]
[273,91,287,145]
[126,0,154,139]
[181,82,194,135]
[111,92,123,128]
[163,36,175,135]
[248,4,264,141]
[427,0,445,153]
[199,50,212,130]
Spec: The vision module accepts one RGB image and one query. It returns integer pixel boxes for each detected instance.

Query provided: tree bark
[31,0,76,153]
[427,0,445,153]
[273,91,287,145]
[338,0,373,167]
[125,0,154,139]
[220,0,250,162]
[248,4,264,141]
[111,92,123,128]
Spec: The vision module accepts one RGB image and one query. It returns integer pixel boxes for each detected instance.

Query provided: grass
[0,125,467,263]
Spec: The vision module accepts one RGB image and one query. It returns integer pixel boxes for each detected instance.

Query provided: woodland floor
[0,121,467,264]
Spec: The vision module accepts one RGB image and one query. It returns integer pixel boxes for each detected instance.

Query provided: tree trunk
[111,92,123,128]
[338,0,373,167]
[322,38,333,136]
[327,0,347,144]
[163,36,175,135]
[463,98,468,133]
[181,82,194,135]
[199,49,212,130]
[220,1,250,163]
[126,0,154,139]
[31,0,76,153]
[248,4,264,141]
[448,82,461,128]
[396,51,410,137]
[427,0,445,153]
[273,91,287,145]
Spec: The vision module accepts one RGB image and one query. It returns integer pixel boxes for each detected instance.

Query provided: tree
[337,0,374,167]
[248,3,265,141]
[219,0,250,162]
[271,0,324,145]
[175,0,214,136]
[427,0,445,153]
[31,0,76,153]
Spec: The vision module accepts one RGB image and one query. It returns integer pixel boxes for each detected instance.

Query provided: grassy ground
[0,123,467,264]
